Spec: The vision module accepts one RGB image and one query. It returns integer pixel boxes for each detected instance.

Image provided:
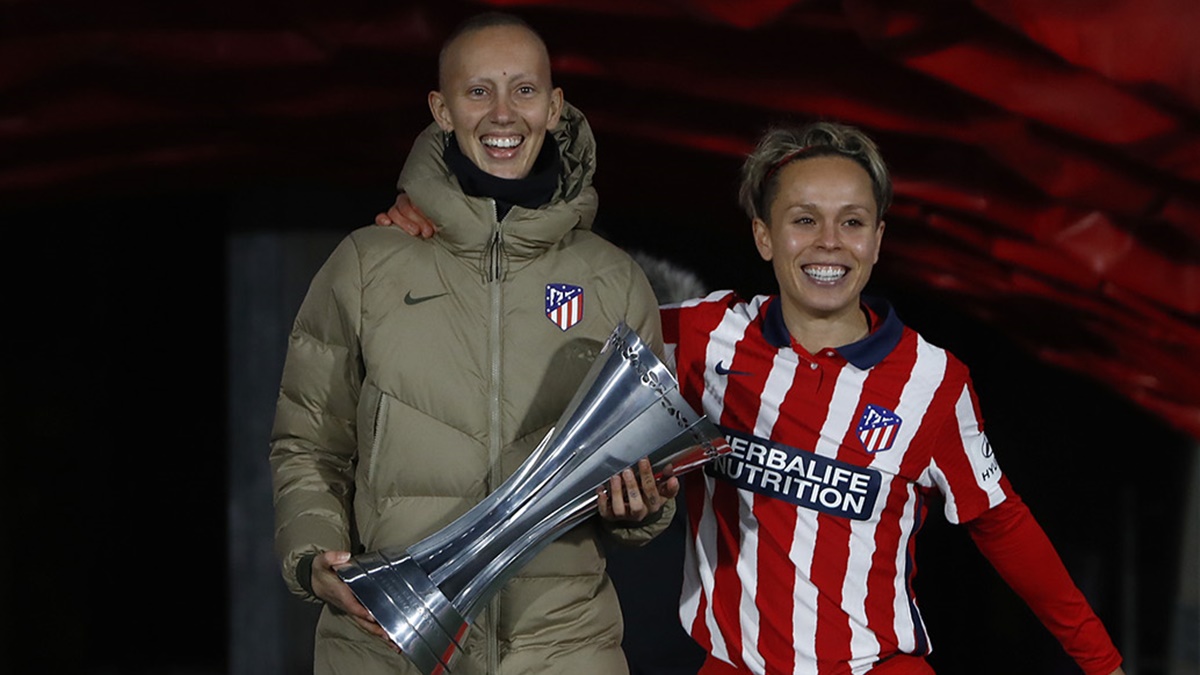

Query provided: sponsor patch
[707,427,881,520]
[545,283,584,331]
[857,403,902,454]
[976,435,1001,483]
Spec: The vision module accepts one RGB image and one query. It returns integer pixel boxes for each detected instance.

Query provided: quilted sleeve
[268,234,365,600]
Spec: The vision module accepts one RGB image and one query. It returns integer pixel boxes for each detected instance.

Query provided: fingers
[609,472,633,520]
[596,473,631,521]
[397,201,437,239]
[635,458,662,513]
[373,205,419,237]
[311,550,350,597]
[374,193,438,238]
[623,467,647,520]
[394,192,437,239]
[658,475,681,500]
[595,484,612,519]
[598,467,645,521]
[343,597,400,653]
[387,205,423,237]
[314,551,401,653]
[313,551,373,622]
[349,615,401,653]
[597,459,679,522]
[657,462,681,500]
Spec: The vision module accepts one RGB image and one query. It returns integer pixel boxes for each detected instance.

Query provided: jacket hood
[397,102,599,262]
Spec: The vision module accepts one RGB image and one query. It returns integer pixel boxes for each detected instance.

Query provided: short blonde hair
[738,121,892,222]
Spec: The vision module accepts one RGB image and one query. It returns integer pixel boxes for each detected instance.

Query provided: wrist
[297,552,318,598]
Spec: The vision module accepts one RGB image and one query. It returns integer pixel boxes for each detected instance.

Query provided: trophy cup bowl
[336,322,731,674]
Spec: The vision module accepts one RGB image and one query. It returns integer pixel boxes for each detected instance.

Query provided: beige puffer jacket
[270,103,669,675]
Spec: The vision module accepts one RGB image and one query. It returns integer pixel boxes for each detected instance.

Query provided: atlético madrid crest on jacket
[857,403,902,453]
[545,283,584,331]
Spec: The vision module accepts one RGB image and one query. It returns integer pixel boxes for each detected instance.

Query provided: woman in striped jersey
[663,121,1126,675]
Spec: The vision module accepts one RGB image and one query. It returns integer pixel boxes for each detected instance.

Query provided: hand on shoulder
[375,193,438,239]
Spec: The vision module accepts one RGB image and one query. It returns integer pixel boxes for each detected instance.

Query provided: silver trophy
[336,322,731,674]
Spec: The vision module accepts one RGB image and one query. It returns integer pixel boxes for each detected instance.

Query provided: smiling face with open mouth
[753,154,885,331]
[429,24,564,180]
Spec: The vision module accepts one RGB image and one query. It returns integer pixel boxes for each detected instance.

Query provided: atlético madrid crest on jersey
[857,404,902,453]
[545,283,584,331]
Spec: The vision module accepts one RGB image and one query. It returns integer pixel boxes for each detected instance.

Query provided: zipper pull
[486,198,503,283]
[488,228,503,282]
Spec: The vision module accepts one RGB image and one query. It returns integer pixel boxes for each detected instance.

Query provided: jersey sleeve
[660,291,740,412]
[967,485,1124,675]
[923,363,1010,524]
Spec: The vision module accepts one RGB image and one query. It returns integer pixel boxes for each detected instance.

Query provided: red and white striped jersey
[664,291,1011,675]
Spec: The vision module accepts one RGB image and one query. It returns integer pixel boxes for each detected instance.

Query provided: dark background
[3,1,1197,674]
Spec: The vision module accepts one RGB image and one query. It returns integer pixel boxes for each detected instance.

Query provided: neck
[780,300,870,353]
[444,132,561,219]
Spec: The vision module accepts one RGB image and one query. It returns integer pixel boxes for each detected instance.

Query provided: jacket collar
[397,102,598,262]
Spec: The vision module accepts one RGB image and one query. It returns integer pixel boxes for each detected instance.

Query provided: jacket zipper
[486,198,503,675]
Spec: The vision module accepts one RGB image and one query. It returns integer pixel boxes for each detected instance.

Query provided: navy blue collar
[762,295,904,369]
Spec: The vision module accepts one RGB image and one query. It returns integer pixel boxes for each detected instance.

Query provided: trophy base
[338,550,470,674]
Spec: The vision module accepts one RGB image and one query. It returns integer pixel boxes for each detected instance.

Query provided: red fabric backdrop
[4,0,1197,438]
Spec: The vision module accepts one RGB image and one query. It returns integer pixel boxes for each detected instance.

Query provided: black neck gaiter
[444,132,562,221]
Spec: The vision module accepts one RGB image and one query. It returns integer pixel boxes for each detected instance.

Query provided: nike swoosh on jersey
[404,290,448,305]
[714,360,753,376]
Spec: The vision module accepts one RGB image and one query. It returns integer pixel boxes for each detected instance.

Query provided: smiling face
[428,24,564,180]
[753,154,885,327]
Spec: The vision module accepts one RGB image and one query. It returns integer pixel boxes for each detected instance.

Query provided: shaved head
[438,12,553,90]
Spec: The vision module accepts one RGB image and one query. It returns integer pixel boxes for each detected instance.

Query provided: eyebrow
[782,201,873,212]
